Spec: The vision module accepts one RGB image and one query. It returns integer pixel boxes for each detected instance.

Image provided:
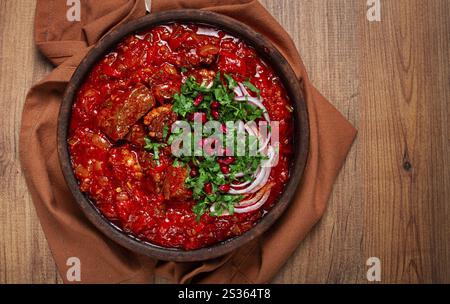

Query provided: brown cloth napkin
[20,0,357,283]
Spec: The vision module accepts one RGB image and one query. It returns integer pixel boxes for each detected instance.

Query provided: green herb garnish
[243,80,260,97]
[144,137,166,163]
[171,74,266,220]
[162,124,169,139]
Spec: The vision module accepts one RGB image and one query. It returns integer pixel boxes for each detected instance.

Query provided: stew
[69,23,294,250]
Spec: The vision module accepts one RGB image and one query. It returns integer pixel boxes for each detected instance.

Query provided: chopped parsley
[144,136,166,163]
[184,156,244,219]
[242,79,260,97]
[172,72,262,123]
[162,124,169,139]
[171,73,266,220]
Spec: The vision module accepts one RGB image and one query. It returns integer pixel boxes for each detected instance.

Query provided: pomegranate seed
[194,94,204,106]
[223,156,235,165]
[219,184,230,192]
[188,160,195,167]
[220,165,230,174]
[188,112,207,123]
[211,109,220,120]
[217,157,234,165]
[211,101,220,109]
[204,183,213,194]
[221,124,228,133]
[190,167,199,177]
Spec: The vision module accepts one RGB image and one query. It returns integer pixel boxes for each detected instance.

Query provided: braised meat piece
[143,104,177,141]
[125,123,147,148]
[108,145,143,181]
[138,150,170,193]
[97,84,155,141]
[148,63,181,103]
[217,50,248,76]
[193,41,220,66]
[162,166,192,201]
[152,82,180,103]
[164,24,220,69]
[68,128,112,194]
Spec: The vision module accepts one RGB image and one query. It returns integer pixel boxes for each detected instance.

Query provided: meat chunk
[148,63,181,103]
[152,83,179,102]
[217,51,248,76]
[138,151,169,193]
[125,123,147,148]
[97,84,155,141]
[162,166,192,201]
[196,42,220,65]
[108,146,143,181]
[68,128,112,194]
[143,104,177,141]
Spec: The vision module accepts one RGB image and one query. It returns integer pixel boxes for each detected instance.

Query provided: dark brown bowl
[57,9,309,262]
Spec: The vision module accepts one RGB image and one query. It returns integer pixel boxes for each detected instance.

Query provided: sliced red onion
[228,147,275,194]
[213,82,277,213]
[246,122,271,153]
[229,165,269,194]
[248,166,271,193]
[233,172,245,178]
[231,179,251,188]
[230,167,259,188]
[258,133,271,153]
[238,83,250,96]
[236,184,272,208]
[234,86,243,97]
[244,124,256,137]
[261,146,276,168]
[234,189,271,214]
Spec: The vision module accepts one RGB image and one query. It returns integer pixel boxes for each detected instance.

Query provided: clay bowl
[57,9,309,262]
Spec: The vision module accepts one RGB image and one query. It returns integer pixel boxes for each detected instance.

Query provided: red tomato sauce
[69,24,294,250]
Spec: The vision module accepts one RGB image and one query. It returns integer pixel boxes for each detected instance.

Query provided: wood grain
[0,0,449,283]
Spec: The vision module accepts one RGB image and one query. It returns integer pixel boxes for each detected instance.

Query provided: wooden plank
[0,0,60,283]
[268,0,450,283]
[262,0,364,283]
[358,0,450,283]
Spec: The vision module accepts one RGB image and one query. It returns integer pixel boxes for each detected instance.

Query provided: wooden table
[0,0,449,283]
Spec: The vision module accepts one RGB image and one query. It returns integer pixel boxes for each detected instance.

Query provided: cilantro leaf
[243,80,260,96]
[144,137,166,162]
[170,73,267,220]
